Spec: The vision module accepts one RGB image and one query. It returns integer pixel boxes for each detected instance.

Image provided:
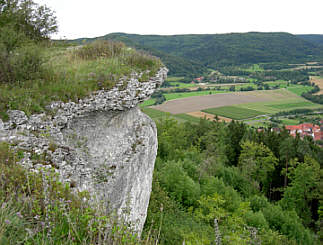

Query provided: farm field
[168,82,196,88]
[141,107,200,123]
[152,89,309,114]
[267,101,316,109]
[166,76,185,82]
[163,90,227,101]
[202,106,265,120]
[161,82,248,91]
[310,76,323,94]
[187,111,232,122]
[161,84,312,101]
[148,89,322,123]
[233,99,321,115]
[153,91,271,114]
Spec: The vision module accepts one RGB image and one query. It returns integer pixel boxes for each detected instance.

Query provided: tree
[225,121,247,166]
[0,0,57,43]
[0,0,57,83]
[279,156,320,226]
[279,137,296,188]
[238,140,277,194]
[229,85,235,91]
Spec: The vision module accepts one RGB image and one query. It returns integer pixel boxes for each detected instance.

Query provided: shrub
[74,40,125,60]
[158,160,200,207]
[244,211,269,230]
[0,29,44,84]
[249,195,269,212]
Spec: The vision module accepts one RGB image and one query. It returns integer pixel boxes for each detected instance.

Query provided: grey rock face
[62,107,157,232]
[0,67,167,234]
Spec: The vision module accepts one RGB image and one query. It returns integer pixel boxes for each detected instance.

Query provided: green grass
[164,90,226,100]
[141,107,171,119]
[0,40,162,120]
[267,101,316,109]
[174,114,202,123]
[287,85,313,96]
[280,118,300,125]
[243,64,264,72]
[169,82,195,88]
[263,80,288,87]
[202,106,266,120]
[166,76,185,82]
[139,99,155,107]
[140,108,202,123]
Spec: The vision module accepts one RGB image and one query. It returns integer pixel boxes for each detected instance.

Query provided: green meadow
[202,106,265,120]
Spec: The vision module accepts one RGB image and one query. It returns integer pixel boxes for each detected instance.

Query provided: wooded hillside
[73,32,323,76]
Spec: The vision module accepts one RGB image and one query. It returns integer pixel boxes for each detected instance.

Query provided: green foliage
[0,43,44,83]
[0,0,57,41]
[143,179,214,245]
[0,142,150,244]
[145,118,320,244]
[244,211,269,230]
[192,193,227,226]
[210,162,258,197]
[279,156,320,226]
[158,160,200,207]
[297,34,323,46]
[262,204,315,244]
[238,141,277,193]
[0,0,57,84]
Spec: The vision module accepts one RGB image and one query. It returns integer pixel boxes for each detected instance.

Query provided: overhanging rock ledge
[0,67,168,234]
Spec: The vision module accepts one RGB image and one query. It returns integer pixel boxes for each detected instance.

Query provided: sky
[34,0,323,39]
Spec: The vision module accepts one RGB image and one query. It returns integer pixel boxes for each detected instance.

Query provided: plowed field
[151,90,290,114]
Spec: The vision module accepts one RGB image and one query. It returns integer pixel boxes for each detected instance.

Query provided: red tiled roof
[285,123,321,141]
[314,131,323,141]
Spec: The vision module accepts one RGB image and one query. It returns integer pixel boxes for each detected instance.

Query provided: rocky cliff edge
[0,67,168,234]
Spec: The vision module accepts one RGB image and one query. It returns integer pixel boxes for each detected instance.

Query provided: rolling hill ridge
[73,32,323,76]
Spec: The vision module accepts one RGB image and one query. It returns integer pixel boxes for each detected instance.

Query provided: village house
[285,123,322,141]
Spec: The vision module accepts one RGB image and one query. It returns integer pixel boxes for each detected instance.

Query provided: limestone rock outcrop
[0,67,167,234]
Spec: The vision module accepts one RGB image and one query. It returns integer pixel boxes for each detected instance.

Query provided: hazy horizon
[34,0,323,40]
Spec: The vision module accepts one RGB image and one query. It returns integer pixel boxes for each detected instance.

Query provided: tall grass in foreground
[0,142,157,244]
[0,40,162,120]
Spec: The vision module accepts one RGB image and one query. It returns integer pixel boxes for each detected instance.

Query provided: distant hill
[297,34,323,46]
[72,32,323,76]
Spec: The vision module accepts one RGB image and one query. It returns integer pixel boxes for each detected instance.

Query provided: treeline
[302,85,323,104]
[143,118,322,244]
[273,108,319,117]
[251,70,310,83]
[74,32,323,77]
